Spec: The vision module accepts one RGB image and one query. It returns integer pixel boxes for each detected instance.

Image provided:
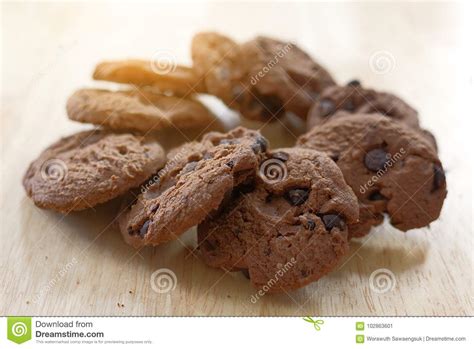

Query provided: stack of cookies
[23,32,447,293]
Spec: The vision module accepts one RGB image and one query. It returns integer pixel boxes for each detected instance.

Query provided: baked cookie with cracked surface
[118,127,269,248]
[23,130,166,213]
[191,32,241,82]
[298,113,447,238]
[93,59,206,95]
[66,88,219,133]
[197,147,359,292]
[239,36,336,120]
[191,32,335,122]
[307,80,419,129]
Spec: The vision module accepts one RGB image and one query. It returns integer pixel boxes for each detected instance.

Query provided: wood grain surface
[1,1,472,316]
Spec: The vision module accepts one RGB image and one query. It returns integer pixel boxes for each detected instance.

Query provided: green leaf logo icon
[302,316,324,331]
[7,317,32,344]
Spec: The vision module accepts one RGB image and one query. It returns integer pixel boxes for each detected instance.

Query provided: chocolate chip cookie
[197,147,359,292]
[23,130,166,212]
[118,127,268,248]
[307,81,419,129]
[191,32,335,122]
[67,88,218,133]
[298,113,447,238]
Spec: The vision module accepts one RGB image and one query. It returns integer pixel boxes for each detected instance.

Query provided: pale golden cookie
[93,59,206,96]
[66,88,219,133]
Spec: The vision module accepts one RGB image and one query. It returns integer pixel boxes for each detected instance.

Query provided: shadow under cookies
[338,227,429,277]
[197,226,430,316]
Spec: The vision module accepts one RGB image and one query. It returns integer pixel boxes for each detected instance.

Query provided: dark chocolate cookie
[197,147,358,292]
[307,81,419,129]
[191,32,335,122]
[118,127,268,248]
[23,130,166,212]
[298,113,447,238]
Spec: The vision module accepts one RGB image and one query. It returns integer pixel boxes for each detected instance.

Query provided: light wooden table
[1,1,472,316]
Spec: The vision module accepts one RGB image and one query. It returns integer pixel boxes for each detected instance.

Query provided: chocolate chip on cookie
[118,127,268,248]
[271,151,289,162]
[432,165,446,191]
[298,113,447,238]
[364,148,390,172]
[319,99,336,117]
[66,88,219,133]
[191,32,335,122]
[307,82,419,130]
[320,214,345,231]
[285,188,310,206]
[22,130,166,213]
[347,79,361,87]
[197,147,358,292]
